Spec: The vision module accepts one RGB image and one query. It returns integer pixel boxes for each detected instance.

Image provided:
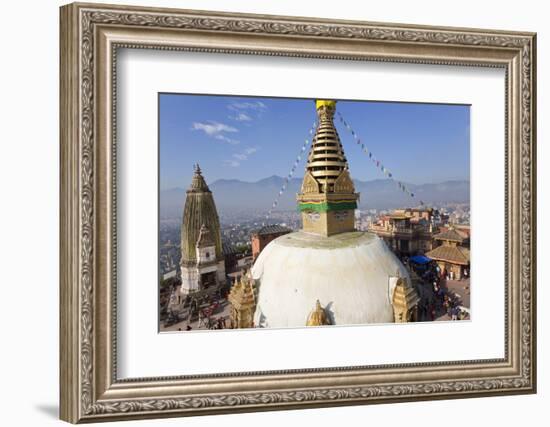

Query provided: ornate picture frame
[60,2,536,423]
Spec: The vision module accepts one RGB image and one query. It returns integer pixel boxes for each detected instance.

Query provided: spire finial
[315,100,337,110]
[189,164,209,191]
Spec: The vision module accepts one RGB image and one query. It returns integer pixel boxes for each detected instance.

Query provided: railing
[368,224,390,232]
[368,223,436,236]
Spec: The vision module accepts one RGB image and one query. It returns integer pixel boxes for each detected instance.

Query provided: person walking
[451,306,459,321]
[429,304,435,321]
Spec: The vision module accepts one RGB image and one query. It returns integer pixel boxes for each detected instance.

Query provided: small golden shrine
[228,271,256,329]
[297,100,359,237]
[392,277,420,323]
[306,300,331,326]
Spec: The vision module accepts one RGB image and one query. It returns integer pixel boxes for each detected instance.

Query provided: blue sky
[159,94,470,190]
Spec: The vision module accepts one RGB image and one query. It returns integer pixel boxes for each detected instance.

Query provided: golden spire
[232,276,241,291]
[392,277,420,323]
[305,100,349,193]
[296,100,359,236]
[228,271,256,328]
[306,299,330,326]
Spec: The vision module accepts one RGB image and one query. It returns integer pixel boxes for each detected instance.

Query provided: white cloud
[231,112,252,122]
[191,121,239,144]
[214,134,240,145]
[227,101,267,112]
[192,121,238,136]
[227,101,268,122]
[225,146,260,167]
[224,160,241,168]
[233,153,247,161]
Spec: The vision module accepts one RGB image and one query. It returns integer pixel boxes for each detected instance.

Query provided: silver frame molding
[60,2,537,423]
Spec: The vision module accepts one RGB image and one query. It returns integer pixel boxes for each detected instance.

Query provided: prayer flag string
[265,121,317,221]
[337,111,425,206]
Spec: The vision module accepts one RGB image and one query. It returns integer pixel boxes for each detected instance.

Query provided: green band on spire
[298,200,357,212]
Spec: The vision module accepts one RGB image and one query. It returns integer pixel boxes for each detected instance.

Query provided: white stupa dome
[251,230,410,328]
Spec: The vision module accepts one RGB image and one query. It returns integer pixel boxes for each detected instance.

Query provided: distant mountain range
[160,177,470,219]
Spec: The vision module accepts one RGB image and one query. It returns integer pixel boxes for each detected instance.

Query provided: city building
[368,207,440,256]
[251,224,292,261]
[250,100,419,328]
[179,164,226,294]
[440,224,470,244]
[426,227,470,280]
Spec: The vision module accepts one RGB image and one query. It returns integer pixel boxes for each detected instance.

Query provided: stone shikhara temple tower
[297,100,359,236]
[179,164,226,294]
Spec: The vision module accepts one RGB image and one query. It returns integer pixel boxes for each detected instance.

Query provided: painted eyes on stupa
[307,212,321,222]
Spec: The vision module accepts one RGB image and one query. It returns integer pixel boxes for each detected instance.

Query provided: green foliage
[234,243,251,254]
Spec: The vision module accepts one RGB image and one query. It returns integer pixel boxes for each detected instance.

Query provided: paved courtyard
[436,278,470,321]
[160,299,232,332]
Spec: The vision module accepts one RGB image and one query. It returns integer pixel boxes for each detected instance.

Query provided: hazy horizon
[161,175,470,193]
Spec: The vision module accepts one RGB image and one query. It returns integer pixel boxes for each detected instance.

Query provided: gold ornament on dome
[306,300,330,326]
[228,271,256,329]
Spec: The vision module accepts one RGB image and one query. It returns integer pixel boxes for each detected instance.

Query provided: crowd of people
[163,284,231,330]
[401,255,468,322]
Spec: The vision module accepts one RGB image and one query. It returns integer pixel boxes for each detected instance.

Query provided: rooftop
[426,245,470,265]
[222,241,236,255]
[253,224,292,236]
[433,228,466,243]
[389,214,410,220]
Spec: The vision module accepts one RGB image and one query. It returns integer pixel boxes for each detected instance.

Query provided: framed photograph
[60,2,537,423]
